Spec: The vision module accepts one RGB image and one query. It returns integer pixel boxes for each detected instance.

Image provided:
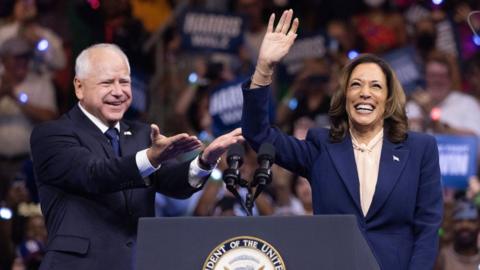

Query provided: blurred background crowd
[0,0,480,269]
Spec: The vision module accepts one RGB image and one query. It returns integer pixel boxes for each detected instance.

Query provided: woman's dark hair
[328,54,408,143]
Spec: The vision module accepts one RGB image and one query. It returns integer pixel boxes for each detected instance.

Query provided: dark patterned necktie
[105,128,121,157]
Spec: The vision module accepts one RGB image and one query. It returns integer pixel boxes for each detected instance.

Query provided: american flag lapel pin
[124,131,132,136]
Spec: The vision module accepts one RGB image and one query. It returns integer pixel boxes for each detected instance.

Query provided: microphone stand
[222,143,274,216]
[246,167,271,216]
[224,174,269,217]
[223,167,252,216]
[225,183,252,216]
[240,178,254,216]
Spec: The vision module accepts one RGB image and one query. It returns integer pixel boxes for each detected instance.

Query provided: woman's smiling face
[345,63,387,134]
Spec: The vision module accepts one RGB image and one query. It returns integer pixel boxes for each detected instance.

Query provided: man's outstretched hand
[147,124,202,167]
[200,128,244,167]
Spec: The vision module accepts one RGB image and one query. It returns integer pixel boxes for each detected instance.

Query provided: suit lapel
[119,121,137,212]
[68,105,116,158]
[70,105,136,215]
[366,138,409,220]
[119,121,136,156]
[326,135,362,214]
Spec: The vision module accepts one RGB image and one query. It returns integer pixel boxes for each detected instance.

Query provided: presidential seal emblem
[202,236,286,270]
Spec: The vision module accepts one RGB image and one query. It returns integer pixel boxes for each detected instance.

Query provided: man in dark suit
[30,43,243,270]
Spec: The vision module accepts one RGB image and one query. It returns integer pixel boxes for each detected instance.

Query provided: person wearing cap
[0,35,58,201]
[435,201,480,270]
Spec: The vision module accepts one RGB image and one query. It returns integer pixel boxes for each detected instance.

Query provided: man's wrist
[146,148,161,168]
[197,151,219,170]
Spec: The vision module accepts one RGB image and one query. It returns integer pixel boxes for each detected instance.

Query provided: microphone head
[257,143,275,163]
[227,143,245,165]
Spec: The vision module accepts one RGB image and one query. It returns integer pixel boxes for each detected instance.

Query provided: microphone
[222,143,245,188]
[248,143,275,208]
[223,143,251,215]
[252,143,275,187]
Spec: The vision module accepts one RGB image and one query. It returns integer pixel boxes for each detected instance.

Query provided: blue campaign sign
[280,31,336,77]
[209,78,275,137]
[435,135,478,189]
[180,10,244,53]
[382,46,423,95]
[209,78,244,137]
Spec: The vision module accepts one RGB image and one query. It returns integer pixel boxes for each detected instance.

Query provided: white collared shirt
[350,128,384,216]
[78,103,210,187]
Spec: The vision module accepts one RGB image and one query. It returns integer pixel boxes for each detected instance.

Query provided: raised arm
[242,10,320,177]
[250,9,299,88]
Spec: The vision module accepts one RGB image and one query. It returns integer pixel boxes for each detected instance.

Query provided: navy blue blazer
[30,105,201,270]
[242,86,443,270]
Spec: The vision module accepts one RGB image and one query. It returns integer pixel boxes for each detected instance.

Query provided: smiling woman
[241,9,442,270]
[329,54,408,144]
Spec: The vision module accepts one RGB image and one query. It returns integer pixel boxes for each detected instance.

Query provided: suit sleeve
[241,82,320,177]
[409,136,443,270]
[149,160,202,199]
[31,122,147,194]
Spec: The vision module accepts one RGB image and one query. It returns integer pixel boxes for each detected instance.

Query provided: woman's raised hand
[251,9,299,87]
[258,9,299,67]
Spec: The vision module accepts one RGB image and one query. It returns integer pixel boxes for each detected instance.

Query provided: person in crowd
[211,196,241,216]
[276,58,332,132]
[0,36,57,202]
[235,0,267,66]
[30,43,243,270]
[466,52,480,103]
[294,176,313,215]
[351,0,407,54]
[435,200,480,270]
[241,9,442,270]
[407,53,480,137]
[16,213,47,270]
[270,166,306,216]
[0,0,65,72]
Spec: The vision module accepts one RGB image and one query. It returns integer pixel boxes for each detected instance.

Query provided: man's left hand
[200,128,244,167]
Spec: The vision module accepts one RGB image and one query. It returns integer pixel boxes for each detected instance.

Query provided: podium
[136,215,380,270]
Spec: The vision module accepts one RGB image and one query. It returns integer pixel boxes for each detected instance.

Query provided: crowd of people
[0,0,479,269]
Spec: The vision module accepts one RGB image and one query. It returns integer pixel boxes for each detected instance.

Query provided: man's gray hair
[75,43,130,79]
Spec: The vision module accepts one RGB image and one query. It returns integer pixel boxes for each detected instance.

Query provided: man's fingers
[228,129,244,144]
[167,134,202,150]
[163,140,202,159]
[234,136,245,144]
[281,9,293,34]
[150,124,160,140]
[267,13,275,33]
[182,144,202,153]
[230,127,242,136]
[174,139,202,152]
[167,133,190,144]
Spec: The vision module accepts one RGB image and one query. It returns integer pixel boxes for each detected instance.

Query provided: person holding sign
[241,9,442,270]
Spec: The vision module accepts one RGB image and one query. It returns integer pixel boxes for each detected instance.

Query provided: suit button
[126,241,133,247]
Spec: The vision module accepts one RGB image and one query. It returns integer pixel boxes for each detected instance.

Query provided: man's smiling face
[74,47,132,126]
